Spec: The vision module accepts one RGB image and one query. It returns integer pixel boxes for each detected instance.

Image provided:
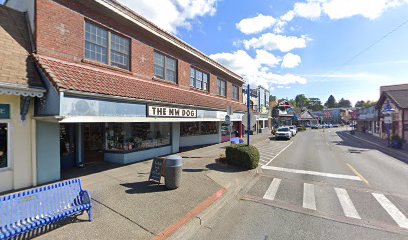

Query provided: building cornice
[94,0,244,83]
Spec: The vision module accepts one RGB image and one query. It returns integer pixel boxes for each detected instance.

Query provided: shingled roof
[386,90,408,109]
[0,5,44,94]
[35,55,247,112]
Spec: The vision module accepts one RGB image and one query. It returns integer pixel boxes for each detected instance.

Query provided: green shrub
[225,145,260,169]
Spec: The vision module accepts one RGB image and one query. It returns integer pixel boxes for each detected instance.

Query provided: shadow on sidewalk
[121,181,169,194]
[206,162,247,173]
[335,131,408,164]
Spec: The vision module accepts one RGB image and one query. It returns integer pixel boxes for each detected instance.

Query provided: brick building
[5,0,246,186]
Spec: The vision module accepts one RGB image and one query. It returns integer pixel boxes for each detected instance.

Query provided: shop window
[180,122,218,137]
[106,122,171,152]
[190,68,209,91]
[154,51,177,83]
[0,123,8,168]
[85,22,130,70]
[217,78,226,97]
[232,85,239,100]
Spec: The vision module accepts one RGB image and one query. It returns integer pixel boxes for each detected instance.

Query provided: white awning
[59,116,224,123]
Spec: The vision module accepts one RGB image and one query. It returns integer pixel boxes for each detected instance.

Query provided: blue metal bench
[0,179,92,239]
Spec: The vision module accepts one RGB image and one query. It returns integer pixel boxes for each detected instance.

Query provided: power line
[322,17,408,76]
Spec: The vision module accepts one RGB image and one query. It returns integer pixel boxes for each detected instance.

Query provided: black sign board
[149,157,164,183]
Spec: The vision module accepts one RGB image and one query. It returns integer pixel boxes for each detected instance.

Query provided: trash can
[165,155,182,189]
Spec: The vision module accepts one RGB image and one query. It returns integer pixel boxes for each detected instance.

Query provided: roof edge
[94,0,244,83]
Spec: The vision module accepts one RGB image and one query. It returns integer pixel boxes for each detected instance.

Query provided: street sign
[384,116,392,124]
[225,115,231,125]
[242,113,256,127]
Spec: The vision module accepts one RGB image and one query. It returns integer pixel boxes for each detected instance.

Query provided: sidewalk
[35,133,270,240]
[342,130,408,163]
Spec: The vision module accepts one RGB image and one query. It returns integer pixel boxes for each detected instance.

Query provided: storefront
[53,96,245,168]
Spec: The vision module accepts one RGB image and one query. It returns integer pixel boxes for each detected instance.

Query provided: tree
[324,95,337,108]
[355,100,365,108]
[289,99,297,107]
[306,98,324,111]
[338,98,352,108]
[355,100,377,108]
[295,94,309,110]
[269,95,277,102]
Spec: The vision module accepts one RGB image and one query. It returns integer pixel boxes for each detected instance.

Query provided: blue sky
[117,0,408,105]
[3,0,407,105]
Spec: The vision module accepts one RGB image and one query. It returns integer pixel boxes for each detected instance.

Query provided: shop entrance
[84,123,104,164]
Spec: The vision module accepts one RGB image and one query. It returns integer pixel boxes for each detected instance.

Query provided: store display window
[106,122,171,152]
[180,122,218,136]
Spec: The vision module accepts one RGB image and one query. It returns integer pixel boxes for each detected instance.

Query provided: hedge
[225,144,260,169]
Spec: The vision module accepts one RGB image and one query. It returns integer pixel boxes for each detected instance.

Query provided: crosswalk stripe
[262,166,362,181]
[372,193,408,229]
[335,188,361,219]
[263,178,281,201]
[303,183,316,210]
[260,153,277,158]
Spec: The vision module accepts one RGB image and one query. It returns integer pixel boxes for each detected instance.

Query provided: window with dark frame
[154,51,177,83]
[190,67,209,91]
[217,78,226,97]
[85,22,130,70]
[232,85,239,100]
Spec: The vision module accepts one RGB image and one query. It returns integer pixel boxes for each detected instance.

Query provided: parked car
[288,125,297,136]
[311,124,320,129]
[275,127,292,140]
[328,124,333,128]
[333,124,339,128]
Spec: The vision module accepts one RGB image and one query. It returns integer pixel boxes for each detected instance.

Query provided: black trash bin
[165,155,182,189]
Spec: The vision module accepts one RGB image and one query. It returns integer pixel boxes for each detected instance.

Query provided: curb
[169,169,259,240]
[343,132,408,161]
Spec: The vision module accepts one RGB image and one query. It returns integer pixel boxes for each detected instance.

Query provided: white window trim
[154,51,178,83]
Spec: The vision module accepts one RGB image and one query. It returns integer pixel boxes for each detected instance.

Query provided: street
[193,128,408,240]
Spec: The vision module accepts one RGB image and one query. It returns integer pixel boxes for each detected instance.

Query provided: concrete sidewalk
[35,133,270,240]
[341,130,408,163]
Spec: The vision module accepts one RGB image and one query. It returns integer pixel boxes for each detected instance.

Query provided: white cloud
[275,0,408,33]
[209,50,307,90]
[236,14,277,35]
[322,0,408,20]
[117,0,218,34]
[293,1,322,19]
[243,33,311,52]
[255,50,281,67]
[281,53,302,68]
[281,10,295,22]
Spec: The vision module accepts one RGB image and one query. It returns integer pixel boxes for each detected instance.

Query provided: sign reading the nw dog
[148,106,197,118]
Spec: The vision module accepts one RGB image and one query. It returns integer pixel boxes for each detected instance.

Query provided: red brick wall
[35,0,245,110]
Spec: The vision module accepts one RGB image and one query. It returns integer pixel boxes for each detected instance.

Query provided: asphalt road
[192,128,408,240]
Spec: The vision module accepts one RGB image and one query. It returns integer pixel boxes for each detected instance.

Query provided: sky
[2,0,408,105]
[115,0,408,105]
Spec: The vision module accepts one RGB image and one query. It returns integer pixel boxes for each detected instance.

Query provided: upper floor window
[85,22,130,70]
[190,68,209,91]
[217,78,226,97]
[154,52,177,83]
[232,85,239,100]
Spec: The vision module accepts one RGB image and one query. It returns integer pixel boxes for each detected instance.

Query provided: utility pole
[247,84,250,146]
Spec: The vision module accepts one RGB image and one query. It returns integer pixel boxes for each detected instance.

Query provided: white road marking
[372,193,408,229]
[260,153,278,158]
[303,183,316,210]
[335,188,361,219]
[263,178,281,201]
[264,141,294,166]
[261,166,362,181]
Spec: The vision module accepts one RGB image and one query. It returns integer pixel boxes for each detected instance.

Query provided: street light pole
[247,84,250,146]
